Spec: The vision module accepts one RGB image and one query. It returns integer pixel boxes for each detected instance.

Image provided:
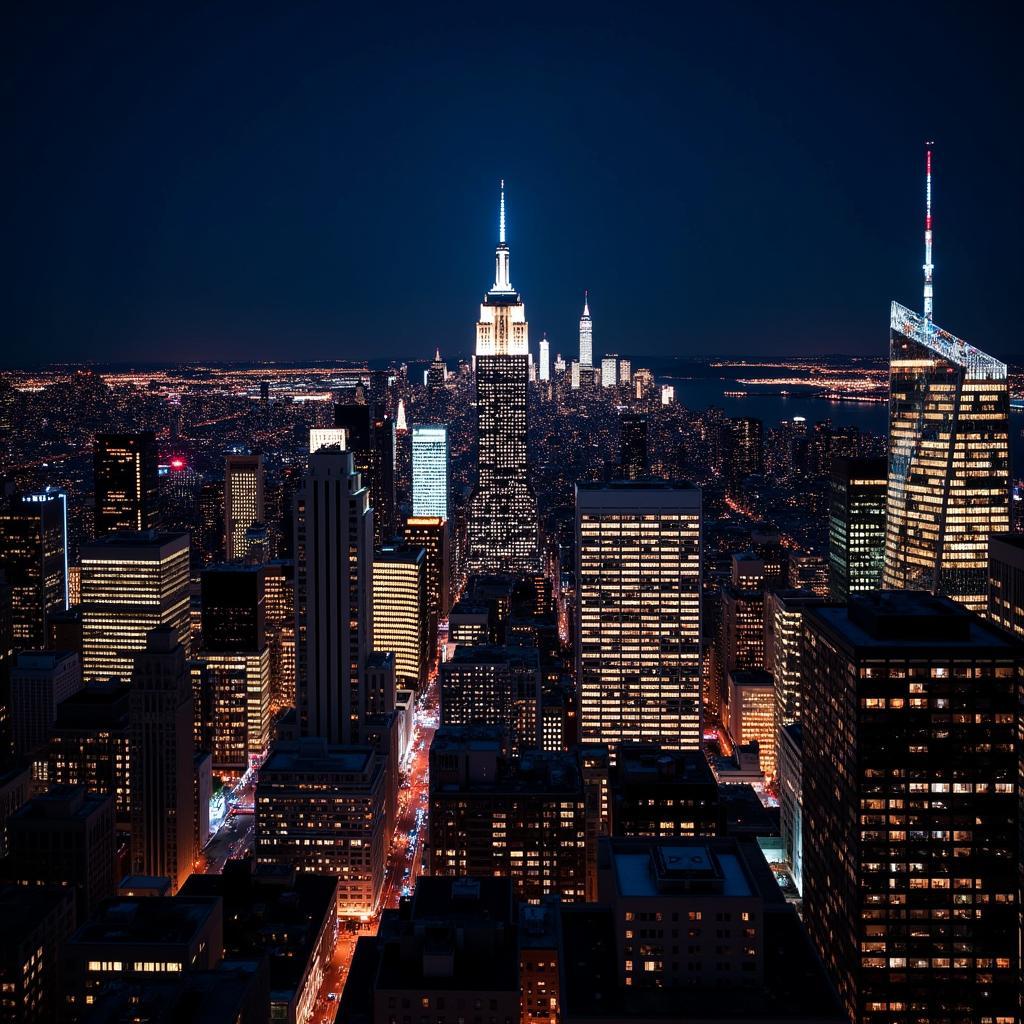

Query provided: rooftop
[890,300,1005,380]
[68,896,220,948]
[80,530,190,554]
[261,738,376,776]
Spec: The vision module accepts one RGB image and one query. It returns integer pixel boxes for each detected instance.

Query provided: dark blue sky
[8,2,1022,367]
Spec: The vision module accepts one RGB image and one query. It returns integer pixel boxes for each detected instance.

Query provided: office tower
[633,367,654,400]
[180,862,338,1024]
[570,360,581,389]
[6,785,116,919]
[256,738,385,916]
[576,481,702,756]
[439,645,541,753]
[48,679,132,824]
[0,488,69,648]
[9,649,81,764]
[405,515,451,623]
[539,334,550,381]
[364,650,396,717]
[828,456,886,601]
[263,559,295,709]
[294,448,373,744]
[802,592,1021,1024]
[724,669,776,775]
[884,303,1009,612]
[224,454,264,562]
[309,426,347,453]
[619,414,647,480]
[777,722,803,894]
[787,551,829,597]
[467,182,540,575]
[0,884,76,1024]
[764,588,823,732]
[93,432,160,536]
[727,417,764,492]
[197,480,224,566]
[579,290,593,369]
[128,626,197,893]
[429,727,589,902]
[611,744,721,838]
[601,354,618,388]
[334,404,397,547]
[660,384,675,405]
[79,531,190,682]
[411,424,450,519]
[554,352,566,375]
[988,533,1024,635]
[713,554,766,726]
[618,357,631,385]
[372,544,428,688]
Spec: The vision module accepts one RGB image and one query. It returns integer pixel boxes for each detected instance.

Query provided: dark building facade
[827,456,886,602]
[93,431,160,536]
[802,592,1022,1024]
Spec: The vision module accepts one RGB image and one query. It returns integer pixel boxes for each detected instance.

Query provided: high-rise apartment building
[0,488,69,649]
[828,456,886,602]
[10,650,82,760]
[294,448,373,744]
[884,302,1009,612]
[93,432,160,536]
[578,291,593,369]
[467,183,539,575]
[411,424,450,519]
[372,545,428,688]
[79,531,190,682]
[619,414,647,480]
[576,481,702,756]
[763,588,823,732]
[802,592,1021,1023]
[224,454,264,562]
[404,515,450,624]
[129,626,197,893]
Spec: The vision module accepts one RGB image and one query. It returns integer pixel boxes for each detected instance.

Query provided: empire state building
[467,182,539,574]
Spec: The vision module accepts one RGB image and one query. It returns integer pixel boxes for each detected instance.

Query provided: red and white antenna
[923,142,934,321]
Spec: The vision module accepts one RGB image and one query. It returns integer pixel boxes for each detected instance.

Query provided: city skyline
[8,4,1022,368]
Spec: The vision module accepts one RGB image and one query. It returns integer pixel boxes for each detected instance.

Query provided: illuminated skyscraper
[371,544,428,688]
[0,487,69,649]
[601,355,618,388]
[405,514,450,623]
[467,182,539,575]
[802,592,1021,1023]
[538,334,550,381]
[828,456,886,602]
[80,531,190,683]
[726,417,764,493]
[294,447,373,744]
[94,432,160,537]
[579,291,593,369]
[411,424,450,520]
[224,454,264,562]
[576,481,702,756]
[883,302,1009,612]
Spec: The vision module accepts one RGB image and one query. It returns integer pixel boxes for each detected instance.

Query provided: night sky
[8,2,1022,368]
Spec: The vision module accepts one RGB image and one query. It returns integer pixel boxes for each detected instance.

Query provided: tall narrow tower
[923,142,934,321]
[579,291,593,369]
[467,182,539,574]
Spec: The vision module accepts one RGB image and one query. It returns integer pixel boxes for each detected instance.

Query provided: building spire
[583,288,590,316]
[492,179,512,292]
[499,179,506,245]
[923,142,934,321]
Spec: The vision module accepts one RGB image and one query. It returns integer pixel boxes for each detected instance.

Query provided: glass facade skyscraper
[883,302,1009,612]
[828,456,886,602]
[411,424,450,520]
